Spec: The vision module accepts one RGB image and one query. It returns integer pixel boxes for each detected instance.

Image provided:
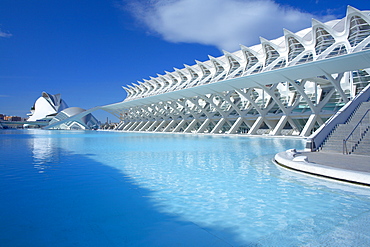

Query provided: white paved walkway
[275,149,370,186]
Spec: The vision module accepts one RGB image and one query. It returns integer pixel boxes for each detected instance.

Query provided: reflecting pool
[1,129,370,246]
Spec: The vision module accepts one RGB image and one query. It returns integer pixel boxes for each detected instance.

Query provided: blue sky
[0,0,368,122]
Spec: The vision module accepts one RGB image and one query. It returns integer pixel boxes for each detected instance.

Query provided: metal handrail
[343,109,370,154]
[306,85,370,152]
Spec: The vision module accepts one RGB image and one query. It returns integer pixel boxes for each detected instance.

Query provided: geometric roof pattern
[45,6,370,138]
[121,6,370,102]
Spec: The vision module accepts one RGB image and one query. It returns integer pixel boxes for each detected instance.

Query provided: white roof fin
[346,5,360,15]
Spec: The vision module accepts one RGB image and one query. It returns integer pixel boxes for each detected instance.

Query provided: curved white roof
[27,92,68,122]
[122,6,370,102]
[60,107,86,117]
[48,107,99,130]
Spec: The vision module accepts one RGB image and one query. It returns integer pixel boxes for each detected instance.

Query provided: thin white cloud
[0,28,12,38]
[125,0,335,51]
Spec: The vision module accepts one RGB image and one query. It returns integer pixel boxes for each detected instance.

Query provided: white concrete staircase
[321,101,370,154]
[352,131,370,155]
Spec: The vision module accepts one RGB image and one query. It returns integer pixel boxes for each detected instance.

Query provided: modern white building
[27,92,99,130]
[27,92,69,123]
[101,6,370,138]
[48,107,99,130]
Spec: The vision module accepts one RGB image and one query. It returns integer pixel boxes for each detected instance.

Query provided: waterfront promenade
[0,120,49,128]
[275,150,370,186]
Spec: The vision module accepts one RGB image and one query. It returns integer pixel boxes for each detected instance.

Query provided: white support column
[316,116,324,126]
[184,119,197,133]
[196,119,211,133]
[300,114,317,137]
[154,120,167,132]
[248,116,264,135]
[133,121,146,131]
[228,117,244,134]
[287,118,299,132]
[115,121,126,130]
[148,121,160,131]
[323,72,349,104]
[128,122,139,131]
[270,115,288,135]
[289,79,318,114]
[139,121,152,131]
[163,120,177,132]
[210,118,226,134]
[123,121,135,131]
[172,120,186,132]
[119,121,128,130]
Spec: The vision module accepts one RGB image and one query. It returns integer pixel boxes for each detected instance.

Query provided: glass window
[288,37,305,62]
[315,27,335,55]
[295,53,313,65]
[243,50,259,72]
[348,16,370,47]
[264,44,280,67]
[326,45,347,58]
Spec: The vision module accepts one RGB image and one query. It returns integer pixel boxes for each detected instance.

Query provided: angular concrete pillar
[270,115,288,136]
[228,117,243,134]
[300,114,317,137]
[115,121,126,130]
[210,118,226,134]
[123,121,135,131]
[154,120,167,132]
[139,121,152,131]
[148,121,160,131]
[133,121,146,131]
[248,116,264,135]
[128,122,139,131]
[172,120,186,132]
[184,119,198,133]
[163,120,177,132]
[196,119,211,133]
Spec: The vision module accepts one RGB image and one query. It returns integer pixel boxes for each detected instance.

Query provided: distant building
[0,115,24,129]
[48,107,99,130]
[25,92,99,130]
[5,116,22,121]
[1,115,23,121]
[27,92,69,123]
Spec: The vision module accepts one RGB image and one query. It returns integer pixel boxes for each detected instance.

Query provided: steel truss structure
[102,6,370,136]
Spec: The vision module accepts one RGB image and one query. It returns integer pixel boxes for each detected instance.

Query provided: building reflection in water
[28,131,56,173]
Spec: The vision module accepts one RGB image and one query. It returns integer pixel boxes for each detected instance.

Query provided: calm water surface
[1,129,370,246]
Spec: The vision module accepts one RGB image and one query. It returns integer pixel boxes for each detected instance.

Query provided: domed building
[26,92,99,130]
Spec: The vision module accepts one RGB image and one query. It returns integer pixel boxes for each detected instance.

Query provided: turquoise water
[1,129,370,246]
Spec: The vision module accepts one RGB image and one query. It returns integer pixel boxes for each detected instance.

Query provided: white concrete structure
[64,6,370,137]
[48,107,99,130]
[27,92,99,130]
[274,149,370,185]
[27,92,68,122]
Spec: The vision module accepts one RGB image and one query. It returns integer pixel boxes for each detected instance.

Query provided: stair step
[322,101,370,154]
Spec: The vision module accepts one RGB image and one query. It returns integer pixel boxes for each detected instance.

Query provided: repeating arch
[112,6,370,138]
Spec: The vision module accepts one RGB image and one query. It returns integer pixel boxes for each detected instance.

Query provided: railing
[0,120,50,126]
[306,84,370,151]
[343,109,370,154]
